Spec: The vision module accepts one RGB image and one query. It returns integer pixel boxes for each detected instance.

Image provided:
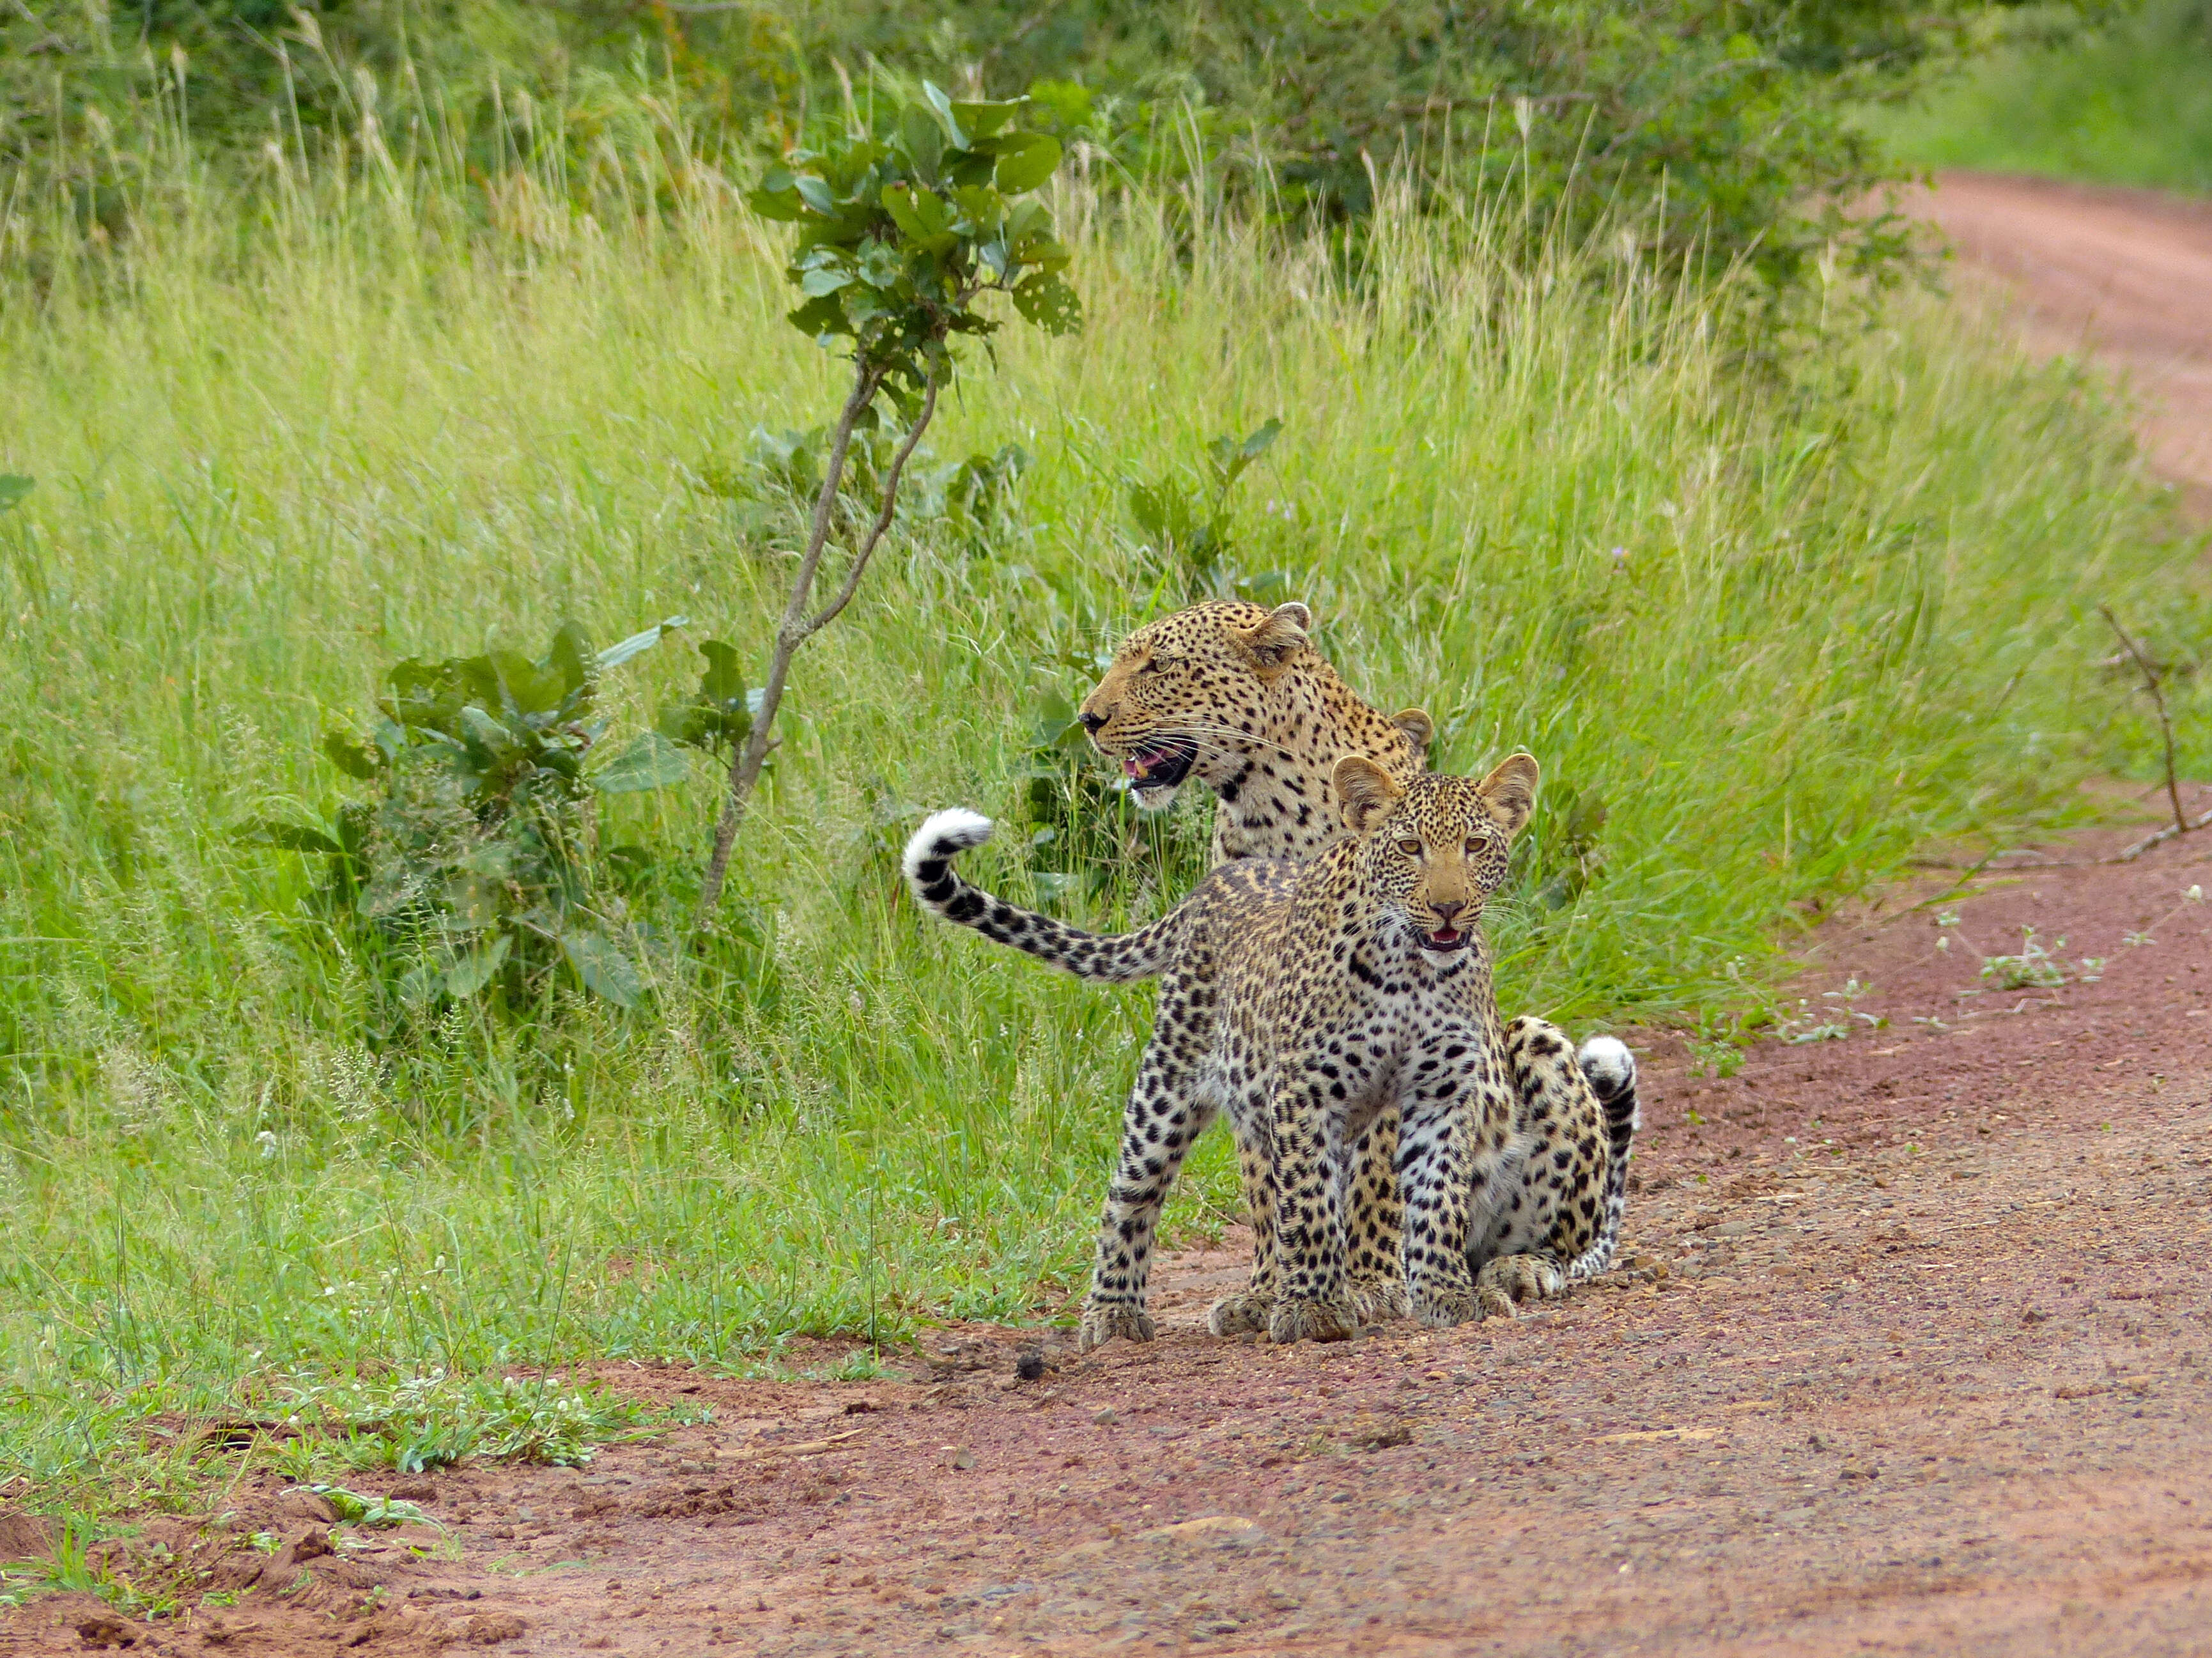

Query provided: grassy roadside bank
[2,158,2206,1518]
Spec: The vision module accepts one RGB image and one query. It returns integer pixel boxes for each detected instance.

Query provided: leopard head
[1334,753,1539,957]
[1075,600,1315,810]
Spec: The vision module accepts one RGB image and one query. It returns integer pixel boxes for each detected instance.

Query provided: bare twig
[2111,807,2212,864]
[2100,605,2191,842]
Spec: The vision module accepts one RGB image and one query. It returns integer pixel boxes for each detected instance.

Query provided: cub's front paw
[1207,1290,1274,1336]
[1411,1282,1478,1328]
[1079,1302,1157,1352]
[1268,1296,1361,1345]
[1348,1273,1411,1324]
[1479,1253,1565,1307]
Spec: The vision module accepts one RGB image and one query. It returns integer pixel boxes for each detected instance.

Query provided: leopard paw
[1207,1290,1274,1336]
[1476,1285,1517,1321]
[1411,1283,1478,1329]
[1348,1273,1411,1324]
[1078,1302,1157,1352]
[1478,1253,1566,1306]
[1268,1296,1361,1345]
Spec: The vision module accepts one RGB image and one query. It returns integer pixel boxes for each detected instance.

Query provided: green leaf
[952,97,1025,141]
[858,242,902,290]
[793,175,837,216]
[993,132,1062,194]
[547,621,592,698]
[322,730,384,780]
[1010,270,1082,336]
[798,265,854,297]
[460,704,520,755]
[786,293,849,341]
[596,616,688,672]
[440,934,511,998]
[488,649,568,718]
[922,81,967,148]
[0,476,32,514]
[697,639,746,708]
[1239,419,1284,462]
[235,819,344,856]
[590,731,691,794]
[562,930,644,1008]
[752,185,805,224]
[899,105,944,182]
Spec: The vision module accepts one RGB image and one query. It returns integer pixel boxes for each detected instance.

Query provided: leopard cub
[904,752,1627,1347]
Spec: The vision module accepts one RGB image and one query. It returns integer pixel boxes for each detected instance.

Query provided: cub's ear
[1233,601,1311,676]
[1476,752,1540,839]
[1391,708,1433,759]
[1333,754,1404,835]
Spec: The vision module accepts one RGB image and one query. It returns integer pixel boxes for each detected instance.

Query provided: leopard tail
[1570,1035,1640,1276]
[902,809,1181,984]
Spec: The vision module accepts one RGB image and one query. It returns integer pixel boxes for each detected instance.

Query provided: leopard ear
[1476,752,1540,839]
[1333,754,1403,835]
[1232,602,1311,678]
[1391,708,1433,759]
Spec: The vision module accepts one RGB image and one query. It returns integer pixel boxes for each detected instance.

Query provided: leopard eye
[1466,838,1482,855]
[1397,838,1423,857]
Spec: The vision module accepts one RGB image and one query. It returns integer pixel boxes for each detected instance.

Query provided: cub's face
[1335,755,1539,957]
[1075,601,1311,810]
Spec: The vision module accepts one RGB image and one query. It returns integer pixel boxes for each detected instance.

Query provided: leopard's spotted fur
[905,755,1622,1349]
[1077,600,1638,1320]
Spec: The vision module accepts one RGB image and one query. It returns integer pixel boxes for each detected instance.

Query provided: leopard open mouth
[1420,926,1469,953]
[1122,737,1197,794]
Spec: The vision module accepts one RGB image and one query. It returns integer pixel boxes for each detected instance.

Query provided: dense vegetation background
[2,0,2208,1522]
[1876,0,2212,194]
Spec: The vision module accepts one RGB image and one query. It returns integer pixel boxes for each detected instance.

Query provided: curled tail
[902,810,1180,984]
[1575,1035,1640,1274]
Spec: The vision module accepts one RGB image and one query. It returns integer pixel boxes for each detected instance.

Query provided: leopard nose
[1430,899,1466,924]
[1078,709,1108,734]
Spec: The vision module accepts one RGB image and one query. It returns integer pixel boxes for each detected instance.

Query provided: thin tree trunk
[694,366,940,925]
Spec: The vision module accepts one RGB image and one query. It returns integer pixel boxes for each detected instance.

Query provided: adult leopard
[904,755,1621,1347]
[1074,598,1637,1328]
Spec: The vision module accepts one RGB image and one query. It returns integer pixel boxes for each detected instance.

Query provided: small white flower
[255,1129,278,1159]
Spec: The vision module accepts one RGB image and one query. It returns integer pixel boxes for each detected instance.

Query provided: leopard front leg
[1393,1050,1488,1330]
[1207,1113,1279,1336]
[1081,1028,1210,1353]
[1345,1111,1410,1323]
[1265,1072,1360,1344]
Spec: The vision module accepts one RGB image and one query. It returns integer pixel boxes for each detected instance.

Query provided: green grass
[1873,0,2212,195]
[1,139,2206,1518]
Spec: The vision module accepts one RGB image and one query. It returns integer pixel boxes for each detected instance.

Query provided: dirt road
[6,796,2209,1656]
[1905,172,2212,517]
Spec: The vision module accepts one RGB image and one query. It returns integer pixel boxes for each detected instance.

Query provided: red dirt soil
[4,792,2210,1657]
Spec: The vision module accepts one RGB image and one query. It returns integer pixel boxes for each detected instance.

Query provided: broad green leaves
[656,639,765,753]
[245,619,692,1011]
[751,81,1082,399]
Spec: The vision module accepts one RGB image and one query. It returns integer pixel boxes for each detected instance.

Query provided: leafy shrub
[244,620,686,1009]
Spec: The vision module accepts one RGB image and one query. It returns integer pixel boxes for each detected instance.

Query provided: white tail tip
[1577,1035,1637,1108]
[904,809,995,883]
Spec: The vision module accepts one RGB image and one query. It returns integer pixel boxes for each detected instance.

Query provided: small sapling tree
[692,82,1082,922]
